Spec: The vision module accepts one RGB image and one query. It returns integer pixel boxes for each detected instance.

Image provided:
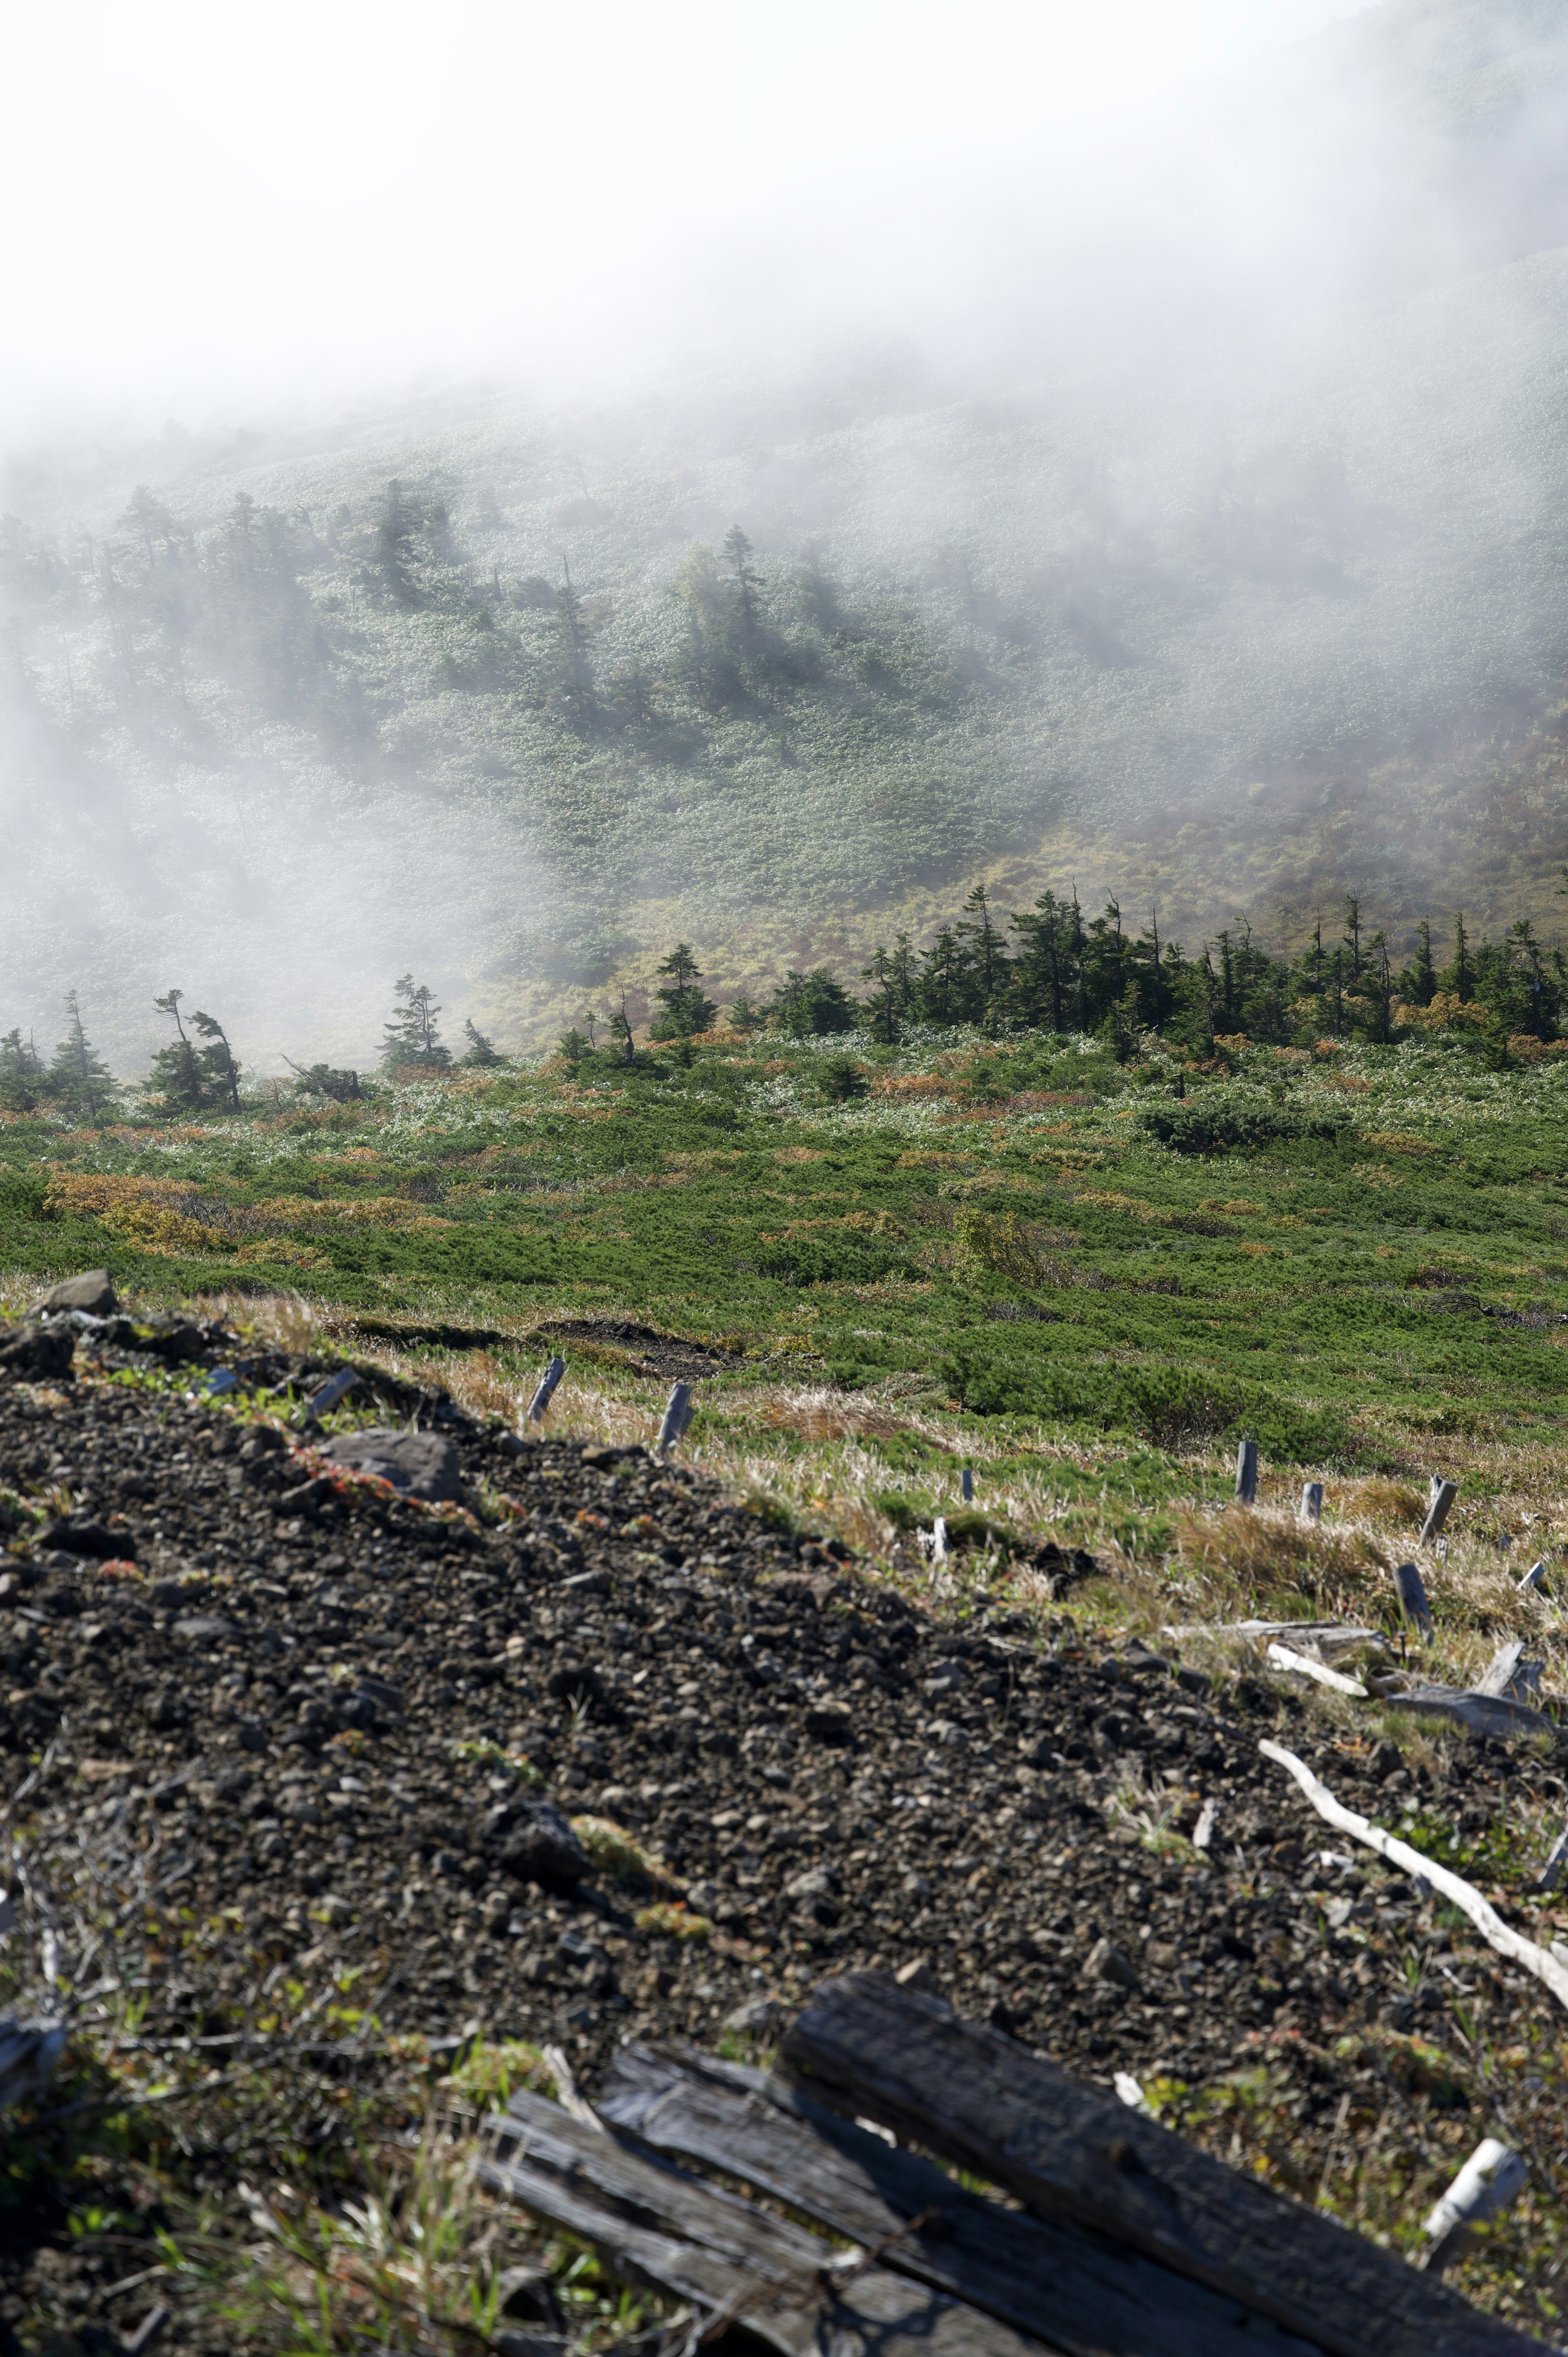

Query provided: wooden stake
[1299,1482,1323,1525]
[1234,1438,1258,1505]
[1519,1558,1549,1594]
[526,1355,566,1425]
[1419,1480,1457,1547]
[1391,1561,1433,1639]
[657,1381,694,1458]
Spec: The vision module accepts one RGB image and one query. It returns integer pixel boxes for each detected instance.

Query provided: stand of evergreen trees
[581,893,1568,1061]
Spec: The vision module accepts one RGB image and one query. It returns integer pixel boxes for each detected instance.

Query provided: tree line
[560,888,1568,1068]
[5,887,1560,1122]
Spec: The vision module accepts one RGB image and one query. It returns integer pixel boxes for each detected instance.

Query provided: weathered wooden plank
[482,2089,1050,2357]
[778,1972,1550,2357]
[596,2040,1318,2357]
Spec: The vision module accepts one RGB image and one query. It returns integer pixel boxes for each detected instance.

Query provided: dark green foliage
[51,994,116,1122]
[770,968,857,1037]
[461,1019,503,1067]
[0,1029,47,1115]
[1139,1101,1352,1154]
[942,1354,1349,1461]
[649,944,717,1040]
[381,975,450,1075]
[287,1061,363,1102]
[819,1055,869,1103]
[147,991,239,1112]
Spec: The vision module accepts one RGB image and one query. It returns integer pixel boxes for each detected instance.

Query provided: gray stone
[1086,1936,1141,1991]
[723,1993,780,2036]
[174,1614,237,1642]
[321,1427,463,1502]
[39,1270,116,1315]
[0,1324,75,1380]
[784,1864,839,1902]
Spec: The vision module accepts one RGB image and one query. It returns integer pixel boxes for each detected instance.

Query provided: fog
[4,0,1567,1077]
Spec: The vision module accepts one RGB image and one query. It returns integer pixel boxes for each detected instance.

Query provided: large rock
[38,1516,136,1561]
[0,1324,75,1380]
[320,1427,463,1502]
[39,1270,117,1315]
[493,1800,589,1887]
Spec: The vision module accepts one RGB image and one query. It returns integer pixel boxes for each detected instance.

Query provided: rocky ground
[4,1299,1568,2348]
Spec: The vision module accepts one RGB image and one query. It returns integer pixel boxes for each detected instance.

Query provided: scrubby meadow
[7,1012,1568,1619]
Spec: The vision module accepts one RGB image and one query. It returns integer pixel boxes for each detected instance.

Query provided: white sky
[4,0,1370,435]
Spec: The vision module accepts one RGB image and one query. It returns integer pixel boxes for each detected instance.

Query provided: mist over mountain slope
[4,0,1568,1070]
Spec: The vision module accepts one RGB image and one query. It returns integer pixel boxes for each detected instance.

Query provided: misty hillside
[4,0,1568,1070]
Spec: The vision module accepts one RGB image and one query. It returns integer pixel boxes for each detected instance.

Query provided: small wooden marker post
[931,1515,949,1565]
[960,1467,975,1504]
[1421,1477,1457,1547]
[526,1355,566,1425]
[1234,1438,1258,1505]
[1519,1557,1549,1594]
[1392,1559,1434,1639]
[1299,1481,1323,1525]
[1538,1825,1568,1891]
[657,1381,694,1459]
[1192,1797,1218,1850]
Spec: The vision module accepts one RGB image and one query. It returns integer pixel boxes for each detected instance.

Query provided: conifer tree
[190,1009,241,1110]
[1410,916,1436,1006]
[381,975,451,1074]
[52,993,115,1122]
[0,1028,47,1113]
[149,989,209,1112]
[1450,912,1473,1004]
[461,1018,502,1067]
[860,948,902,1045]
[650,944,717,1039]
[722,525,764,649]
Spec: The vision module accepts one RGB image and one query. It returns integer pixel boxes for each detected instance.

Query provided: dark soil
[4,1332,1567,2349]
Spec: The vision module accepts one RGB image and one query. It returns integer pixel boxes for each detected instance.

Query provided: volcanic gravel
[5,1338,1566,2112]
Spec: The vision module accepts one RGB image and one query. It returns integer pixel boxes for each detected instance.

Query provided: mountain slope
[4,0,1568,1067]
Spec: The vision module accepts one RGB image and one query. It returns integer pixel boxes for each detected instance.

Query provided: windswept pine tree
[461,1018,503,1067]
